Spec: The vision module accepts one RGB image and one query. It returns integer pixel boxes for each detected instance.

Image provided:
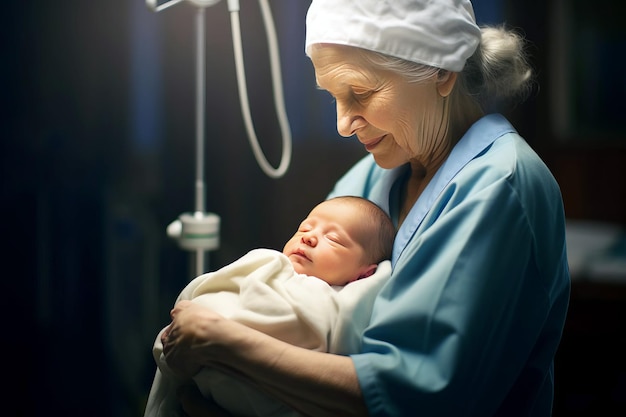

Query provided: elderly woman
[160,1,570,416]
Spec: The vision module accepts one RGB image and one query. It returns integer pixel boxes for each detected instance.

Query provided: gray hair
[353,25,534,112]
[458,25,534,111]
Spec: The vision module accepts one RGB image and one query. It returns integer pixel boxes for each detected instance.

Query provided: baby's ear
[358,264,378,280]
[347,264,378,283]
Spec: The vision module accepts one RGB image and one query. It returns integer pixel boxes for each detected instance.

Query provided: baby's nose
[301,234,317,247]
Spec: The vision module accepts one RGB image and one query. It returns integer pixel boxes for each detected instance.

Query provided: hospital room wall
[505,2,626,416]
[2,1,623,416]
[3,1,366,416]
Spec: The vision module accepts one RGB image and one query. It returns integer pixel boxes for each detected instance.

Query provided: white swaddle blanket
[144,248,391,417]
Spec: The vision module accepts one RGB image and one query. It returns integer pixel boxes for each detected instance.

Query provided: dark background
[2,1,624,416]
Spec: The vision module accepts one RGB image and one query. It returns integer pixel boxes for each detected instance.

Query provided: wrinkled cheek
[395,120,420,158]
[412,106,447,158]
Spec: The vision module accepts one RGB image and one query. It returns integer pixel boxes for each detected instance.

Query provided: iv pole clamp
[147,0,293,277]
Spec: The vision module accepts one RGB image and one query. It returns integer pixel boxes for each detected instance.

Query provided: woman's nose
[336,103,366,137]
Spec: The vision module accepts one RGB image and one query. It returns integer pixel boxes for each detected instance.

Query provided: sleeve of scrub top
[351,164,569,416]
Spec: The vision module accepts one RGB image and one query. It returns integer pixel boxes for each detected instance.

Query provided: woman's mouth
[364,135,385,152]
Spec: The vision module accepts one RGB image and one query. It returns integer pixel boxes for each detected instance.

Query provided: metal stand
[165,5,221,278]
[148,0,292,278]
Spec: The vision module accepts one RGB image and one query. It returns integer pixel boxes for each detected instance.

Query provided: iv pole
[147,0,292,278]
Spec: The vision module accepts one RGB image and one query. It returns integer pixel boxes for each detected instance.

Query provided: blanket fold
[144,248,391,417]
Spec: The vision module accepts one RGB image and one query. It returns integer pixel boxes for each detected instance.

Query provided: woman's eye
[353,90,373,100]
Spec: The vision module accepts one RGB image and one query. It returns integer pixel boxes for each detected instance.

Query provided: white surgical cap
[305,0,481,72]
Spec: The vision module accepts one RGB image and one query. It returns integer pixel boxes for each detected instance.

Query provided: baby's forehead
[318,198,362,210]
[315,200,374,234]
[311,200,363,218]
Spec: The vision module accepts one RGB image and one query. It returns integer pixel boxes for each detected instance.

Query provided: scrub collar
[305,0,481,72]
[391,114,515,266]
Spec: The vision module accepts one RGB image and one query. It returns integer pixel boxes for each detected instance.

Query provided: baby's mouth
[291,249,311,261]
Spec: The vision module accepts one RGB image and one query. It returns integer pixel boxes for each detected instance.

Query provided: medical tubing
[228,0,292,178]
[147,0,184,12]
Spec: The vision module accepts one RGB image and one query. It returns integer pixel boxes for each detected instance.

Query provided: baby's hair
[326,196,395,264]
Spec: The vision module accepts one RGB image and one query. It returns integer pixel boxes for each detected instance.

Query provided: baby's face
[282,200,372,286]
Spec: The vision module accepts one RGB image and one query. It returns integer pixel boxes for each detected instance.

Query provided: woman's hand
[162,300,366,417]
[161,300,226,379]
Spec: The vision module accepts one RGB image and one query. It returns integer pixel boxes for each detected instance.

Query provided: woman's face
[310,45,447,170]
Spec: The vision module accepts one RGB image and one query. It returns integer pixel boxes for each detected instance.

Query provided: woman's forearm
[210,318,368,417]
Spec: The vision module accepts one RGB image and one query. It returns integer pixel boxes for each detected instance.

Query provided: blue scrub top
[328,114,570,416]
